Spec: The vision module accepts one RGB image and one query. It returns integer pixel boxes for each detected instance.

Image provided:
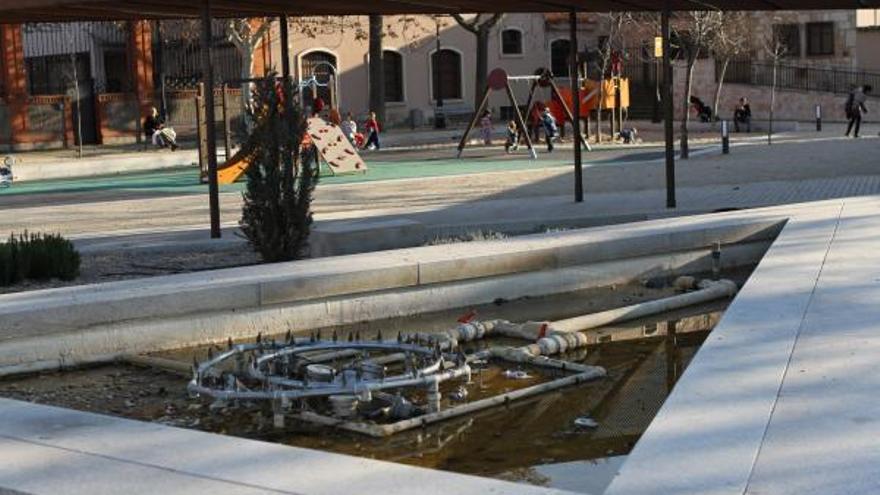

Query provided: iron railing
[718,60,880,96]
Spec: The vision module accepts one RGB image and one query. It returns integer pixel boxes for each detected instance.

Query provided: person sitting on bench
[734,97,752,132]
[690,96,713,123]
[144,107,178,151]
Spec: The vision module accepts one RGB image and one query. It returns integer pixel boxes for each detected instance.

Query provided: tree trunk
[769,61,777,145]
[680,55,696,160]
[368,15,385,125]
[712,58,729,131]
[475,28,490,111]
[240,49,255,131]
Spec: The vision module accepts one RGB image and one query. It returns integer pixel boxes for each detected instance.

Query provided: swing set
[456,67,595,159]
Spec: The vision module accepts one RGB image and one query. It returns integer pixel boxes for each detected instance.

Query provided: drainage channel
[0,267,752,492]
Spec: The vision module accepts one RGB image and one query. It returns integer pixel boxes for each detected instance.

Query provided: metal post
[201,0,221,238]
[815,104,822,132]
[721,120,729,155]
[661,8,676,209]
[570,9,583,203]
[434,16,446,129]
[280,14,291,79]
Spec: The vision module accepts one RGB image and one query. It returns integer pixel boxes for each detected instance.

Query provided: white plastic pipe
[551,279,737,333]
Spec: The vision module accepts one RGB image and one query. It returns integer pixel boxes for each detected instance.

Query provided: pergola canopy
[1,0,878,21]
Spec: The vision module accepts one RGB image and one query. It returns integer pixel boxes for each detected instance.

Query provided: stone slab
[606,196,880,495]
[0,398,576,495]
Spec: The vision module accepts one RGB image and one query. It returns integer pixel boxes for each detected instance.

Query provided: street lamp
[434,15,446,129]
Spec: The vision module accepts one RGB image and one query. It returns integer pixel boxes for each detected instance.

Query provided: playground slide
[214,118,366,185]
[217,149,250,185]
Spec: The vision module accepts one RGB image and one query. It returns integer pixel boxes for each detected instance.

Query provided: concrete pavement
[605,195,880,495]
[0,133,877,257]
[4,195,880,494]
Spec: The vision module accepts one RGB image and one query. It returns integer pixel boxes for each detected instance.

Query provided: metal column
[661,8,676,209]
[570,10,583,203]
[201,0,221,238]
[280,14,291,79]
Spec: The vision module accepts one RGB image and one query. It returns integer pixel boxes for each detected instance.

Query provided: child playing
[364,111,381,150]
[340,112,358,145]
[479,110,493,145]
[504,121,519,153]
[0,156,13,188]
[541,108,558,152]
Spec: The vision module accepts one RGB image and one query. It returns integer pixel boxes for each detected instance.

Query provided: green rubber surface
[0,147,676,198]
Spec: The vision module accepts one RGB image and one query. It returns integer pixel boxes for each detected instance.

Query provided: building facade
[0,10,874,151]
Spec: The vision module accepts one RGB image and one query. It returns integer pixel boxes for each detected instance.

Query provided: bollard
[816,104,822,132]
[712,241,722,280]
[721,120,730,154]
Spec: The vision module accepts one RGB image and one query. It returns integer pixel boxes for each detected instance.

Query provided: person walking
[364,111,381,150]
[845,85,872,138]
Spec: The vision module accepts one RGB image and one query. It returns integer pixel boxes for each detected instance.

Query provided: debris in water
[449,386,468,402]
[574,416,598,429]
[503,370,531,380]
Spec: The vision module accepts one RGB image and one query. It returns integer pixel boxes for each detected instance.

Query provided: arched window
[383,50,404,103]
[431,48,462,101]
[301,50,337,105]
[550,39,571,77]
[501,28,524,56]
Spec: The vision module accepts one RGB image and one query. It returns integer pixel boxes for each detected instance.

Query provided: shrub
[239,74,319,262]
[0,232,81,286]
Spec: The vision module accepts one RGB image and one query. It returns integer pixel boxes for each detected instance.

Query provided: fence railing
[718,60,880,96]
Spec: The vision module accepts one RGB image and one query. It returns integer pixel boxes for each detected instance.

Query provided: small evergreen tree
[239,74,319,262]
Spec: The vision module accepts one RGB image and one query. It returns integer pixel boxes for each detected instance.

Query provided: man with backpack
[845,85,872,138]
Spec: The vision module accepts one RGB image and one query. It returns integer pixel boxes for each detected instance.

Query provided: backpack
[845,92,854,118]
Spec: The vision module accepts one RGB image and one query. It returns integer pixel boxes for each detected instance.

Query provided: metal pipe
[551,279,736,334]
[369,368,605,436]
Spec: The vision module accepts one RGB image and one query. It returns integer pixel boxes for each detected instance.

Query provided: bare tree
[451,14,505,110]
[763,33,788,145]
[592,12,632,142]
[225,18,273,118]
[708,11,749,128]
[368,15,385,124]
[672,11,722,159]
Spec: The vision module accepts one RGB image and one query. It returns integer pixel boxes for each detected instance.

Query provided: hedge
[0,232,81,286]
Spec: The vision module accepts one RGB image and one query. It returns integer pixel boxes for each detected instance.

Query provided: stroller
[0,156,13,188]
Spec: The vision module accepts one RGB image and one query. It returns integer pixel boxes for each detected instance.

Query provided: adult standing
[845,85,872,138]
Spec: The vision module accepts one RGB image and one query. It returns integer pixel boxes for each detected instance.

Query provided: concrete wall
[97,93,139,144]
[856,29,880,71]
[676,58,877,123]
[748,10,858,69]
[0,215,782,371]
[160,89,244,140]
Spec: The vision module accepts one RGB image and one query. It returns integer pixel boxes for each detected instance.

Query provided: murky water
[0,270,748,490]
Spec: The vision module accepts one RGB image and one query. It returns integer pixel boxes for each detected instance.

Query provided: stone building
[0,10,875,151]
